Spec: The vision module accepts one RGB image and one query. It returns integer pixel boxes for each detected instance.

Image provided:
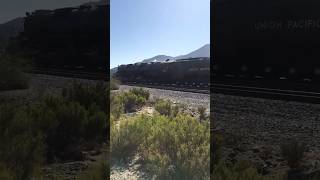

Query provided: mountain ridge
[140,44,210,63]
[0,17,24,43]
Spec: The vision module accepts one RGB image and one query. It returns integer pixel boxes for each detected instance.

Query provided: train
[213,0,320,84]
[115,58,210,88]
[14,3,109,73]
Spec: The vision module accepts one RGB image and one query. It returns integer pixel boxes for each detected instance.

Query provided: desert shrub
[120,91,146,113]
[212,134,223,172]
[79,161,109,180]
[111,114,152,160]
[281,139,307,169]
[198,106,207,121]
[110,78,120,90]
[0,165,15,180]
[154,99,171,116]
[154,99,179,118]
[110,93,124,120]
[86,105,108,141]
[0,105,44,180]
[111,113,210,180]
[0,82,109,178]
[143,114,210,180]
[62,81,109,113]
[154,99,179,117]
[31,95,108,161]
[129,88,150,100]
[111,88,149,114]
[0,54,30,91]
[212,161,286,180]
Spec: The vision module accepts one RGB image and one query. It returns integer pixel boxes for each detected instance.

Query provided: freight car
[116,58,210,88]
[17,3,109,72]
[213,0,320,84]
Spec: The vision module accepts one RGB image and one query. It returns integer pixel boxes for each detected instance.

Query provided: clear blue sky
[110,0,210,68]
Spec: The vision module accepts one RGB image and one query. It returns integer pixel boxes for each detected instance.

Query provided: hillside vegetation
[0,54,31,91]
[0,81,109,179]
[111,88,210,180]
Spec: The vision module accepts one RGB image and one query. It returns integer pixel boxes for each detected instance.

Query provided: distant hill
[174,44,210,60]
[0,17,24,43]
[82,0,110,6]
[141,55,173,63]
[111,44,210,74]
[140,44,210,63]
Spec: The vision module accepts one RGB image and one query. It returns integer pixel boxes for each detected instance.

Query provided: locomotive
[116,58,210,88]
[16,3,109,72]
[213,0,320,85]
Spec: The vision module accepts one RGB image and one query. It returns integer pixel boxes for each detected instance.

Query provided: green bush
[198,106,207,121]
[143,114,210,180]
[0,105,44,180]
[212,161,286,180]
[154,99,179,118]
[111,113,210,180]
[79,161,109,180]
[129,88,150,100]
[110,78,120,90]
[0,54,30,91]
[110,93,124,120]
[110,88,149,114]
[32,95,108,161]
[120,91,146,113]
[0,81,109,179]
[281,139,307,169]
[62,81,109,113]
[111,114,152,160]
[211,134,223,173]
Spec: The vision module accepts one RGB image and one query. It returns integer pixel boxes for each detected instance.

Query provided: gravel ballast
[213,93,320,175]
[119,85,210,110]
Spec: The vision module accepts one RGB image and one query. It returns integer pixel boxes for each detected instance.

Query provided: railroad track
[30,67,109,81]
[213,83,320,104]
[123,83,210,94]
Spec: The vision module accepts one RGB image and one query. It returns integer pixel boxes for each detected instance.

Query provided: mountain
[82,0,110,6]
[140,44,210,63]
[141,55,173,63]
[0,17,24,43]
[174,44,210,60]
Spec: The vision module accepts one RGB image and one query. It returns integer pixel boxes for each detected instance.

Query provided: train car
[116,58,210,87]
[17,3,109,73]
[213,0,320,84]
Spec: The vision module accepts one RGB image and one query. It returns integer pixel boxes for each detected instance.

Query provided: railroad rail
[30,67,109,81]
[122,82,210,94]
[30,68,210,94]
[212,82,320,104]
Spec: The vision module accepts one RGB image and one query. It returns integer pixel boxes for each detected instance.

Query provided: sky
[111,0,210,68]
[0,0,96,24]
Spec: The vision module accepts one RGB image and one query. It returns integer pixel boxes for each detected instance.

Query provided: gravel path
[213,93,320,174]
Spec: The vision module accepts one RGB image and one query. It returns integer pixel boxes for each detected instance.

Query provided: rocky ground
[212,93,320,176]
[110,155,152,180]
